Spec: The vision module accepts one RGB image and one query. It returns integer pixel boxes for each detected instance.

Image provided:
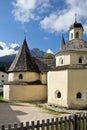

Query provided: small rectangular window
[2,80,4,83]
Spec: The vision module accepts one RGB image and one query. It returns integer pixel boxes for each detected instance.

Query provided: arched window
[57,92,61,98]
[19,74,23,79]
[71,33,73,39]
[78,56,83,63]
[76,32,79,38]
[76,92,82,99]
[55,90,61,99]
[59,58,63,65]
[61,59,63,64]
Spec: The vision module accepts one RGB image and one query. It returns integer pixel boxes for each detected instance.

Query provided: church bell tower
[69,15,84,41]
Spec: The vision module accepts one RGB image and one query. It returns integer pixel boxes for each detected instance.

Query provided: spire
[8,38,39,72]
[24,30,27,40]
[75,13,77,23]
[60,33,65,49]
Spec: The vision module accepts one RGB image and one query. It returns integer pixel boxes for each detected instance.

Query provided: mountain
[31,48,45,57]
[0,48,45,63]
[0,46,3,50]
[0,54,15,71]
[0,42,46,57]
[9,45,20,51]
[0,48,46,71]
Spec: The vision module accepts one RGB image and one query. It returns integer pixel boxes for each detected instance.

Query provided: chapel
[4,17,87,109]
[48,18,87,109]
[3,37,54,101]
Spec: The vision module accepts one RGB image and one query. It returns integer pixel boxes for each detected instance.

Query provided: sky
[0,0,87,56]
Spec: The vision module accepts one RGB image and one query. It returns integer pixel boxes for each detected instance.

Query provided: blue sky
[0,0,87,56]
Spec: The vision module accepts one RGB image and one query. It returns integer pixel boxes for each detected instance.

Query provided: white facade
[69,24,83,41]
[56,51,87,66]
[48,21,87,109]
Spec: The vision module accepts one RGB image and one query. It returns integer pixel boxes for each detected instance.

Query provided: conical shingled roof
[8,38,39,72]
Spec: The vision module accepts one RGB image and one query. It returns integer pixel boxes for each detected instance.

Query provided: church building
[4,17,87,109]
[4,37,54,101]
[48,19,87,109]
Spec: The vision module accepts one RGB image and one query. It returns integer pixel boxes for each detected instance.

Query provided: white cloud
[40,0,87,33]
[12,0,36,23]
[10,43,19,48]
[0,41,7,49]
[12,0,50,23]
[47,49,54,54]
[0,41,19,57]
[12,0,87,34]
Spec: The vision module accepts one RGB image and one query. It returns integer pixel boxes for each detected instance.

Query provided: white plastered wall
[47,70,68,107]
[40,73,47,84]
[56,55,70,66]
[69,28,83,40]
[68,69,87,109]
[56,51,87,67]
[8,72,40,82]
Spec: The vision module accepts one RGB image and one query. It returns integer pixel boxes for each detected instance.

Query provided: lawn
[0,92,6,103]
[0,92,3,101]
[29,102,69,115]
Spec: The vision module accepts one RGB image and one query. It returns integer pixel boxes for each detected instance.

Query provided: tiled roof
[34,58,55,72]
[69,22,83,30]
[59,39,87,53]
[8,38,55,73]
[53,64,87,71]
[8,38,39,72]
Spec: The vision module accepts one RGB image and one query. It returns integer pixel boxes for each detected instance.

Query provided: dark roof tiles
[8,38,39,72]
[53,64,87,71]
[69,22,83,30]
[8,38,55,73]
[59,39,87,52]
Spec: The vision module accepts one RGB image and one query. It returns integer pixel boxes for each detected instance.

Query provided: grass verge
[29,102,69,115]
[0,92,7,103]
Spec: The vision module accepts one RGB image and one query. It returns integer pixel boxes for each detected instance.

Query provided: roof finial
[75,13,77,23]
[24,29,27,40]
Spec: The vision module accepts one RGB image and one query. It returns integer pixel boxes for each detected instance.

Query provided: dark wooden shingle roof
[58,39,87,54]
[69,22,83,30]
[53,64,87,71]
[8,38,39,72]
[34,58,55,72]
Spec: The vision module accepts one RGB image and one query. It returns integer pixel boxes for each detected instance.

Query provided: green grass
[0,92,7,103]
[29,102,69,115]
[0,92,3,101]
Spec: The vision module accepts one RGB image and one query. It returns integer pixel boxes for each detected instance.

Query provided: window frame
[76,32,79,38]
[71,33,73,39]
[55,90,61,99]
[76,92,82,99]
[78,56,83,64]
[59,58,63,65]
[2,75,4,77]
[19,74,23,80]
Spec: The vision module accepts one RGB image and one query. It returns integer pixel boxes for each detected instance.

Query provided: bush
[43,53,54,59]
